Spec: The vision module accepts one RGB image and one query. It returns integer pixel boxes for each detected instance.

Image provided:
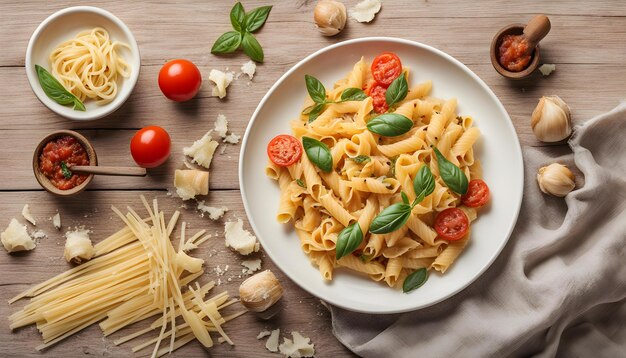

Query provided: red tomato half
[367,82,388,114]
[158,59,202,102]
[130,126,171,168]
[434,208,469,241]
[462,179,490,208]
[267,135,302,167]
[371,52,402,87]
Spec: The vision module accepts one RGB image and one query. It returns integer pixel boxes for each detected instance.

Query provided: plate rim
[239,36,524,314]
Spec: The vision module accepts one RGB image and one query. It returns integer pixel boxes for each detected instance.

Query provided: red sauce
[39,136,90,190]
[498,34,532,72]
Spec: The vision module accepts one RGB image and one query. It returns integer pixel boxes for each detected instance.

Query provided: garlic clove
[531,95,572,142]
[537,163,576,197]
[314,0,347,36]
[239,270,283,315]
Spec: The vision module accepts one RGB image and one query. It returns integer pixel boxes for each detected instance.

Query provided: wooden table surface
[1,1,624,357]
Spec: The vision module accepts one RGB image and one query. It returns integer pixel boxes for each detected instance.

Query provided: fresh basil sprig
[35,65,85,111]
[60,161,72,179]
[413,165,436,203]
[350,155,371,164]
[432,146,468,195]
[302,75,367,122]
[369,191,424,234]
[336,222,363,260]
[302,136,333,172]
[366,113,413,136]
[385,74,408,108]
[211,2,272,62]
[403,268,428,293]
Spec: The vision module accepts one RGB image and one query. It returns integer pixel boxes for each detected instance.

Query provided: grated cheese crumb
[224,219,259,255]
[350,0,382,23]
[52,212,61,230]
[31,230,47,241]
[242,259,262,275]
[539,64,556,76]
[214,114,229,138]
[223,133,241,144]
[278,331,315,358]
[21,204,36,226]
[266,329,280,352]
[209,69,235,99]
[241,60,256,79]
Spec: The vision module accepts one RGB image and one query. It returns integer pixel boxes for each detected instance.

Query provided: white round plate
[239,37,523,314]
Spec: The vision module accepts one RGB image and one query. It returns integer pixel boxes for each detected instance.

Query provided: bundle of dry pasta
[8,196,244,357]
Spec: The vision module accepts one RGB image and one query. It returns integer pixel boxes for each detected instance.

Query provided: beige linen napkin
[330,102,626,357]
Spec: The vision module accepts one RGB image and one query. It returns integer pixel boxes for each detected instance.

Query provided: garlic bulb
[537,163,576,197]
[314,0,347,36]
[239,270,283,318]
[531,95,572,142]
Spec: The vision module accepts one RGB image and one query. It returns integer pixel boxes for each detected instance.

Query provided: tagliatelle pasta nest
[266,55,487,290]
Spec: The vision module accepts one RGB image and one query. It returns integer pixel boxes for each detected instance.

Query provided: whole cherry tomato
[130,126,171,168]
[158,59,202,102]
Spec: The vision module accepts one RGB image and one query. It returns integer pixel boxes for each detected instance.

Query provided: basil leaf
[350,155,371,164]
[60,161,72,179]
[211,31,242,54]
[35,65,85,111]
[244,5,272,32]
[296,179,306,188]
[401,191,409,205]
[307,103,325,123]
[403,268,428,293]
[359,253,373,263]
[369,202,412,234]
[433,147,468,195]
[230,2,246,32]
[302,137,333,172]
[385,74,408,107]
[413,165,435,200]
[304,75,327,104]
[340,88,368,102]
[389,156,398,178]
[335,222,363,260]
[366,113,413,137]
[241,32,264,62]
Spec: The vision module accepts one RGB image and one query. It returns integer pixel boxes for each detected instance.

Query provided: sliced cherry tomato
[371,52,402,87]
[434,208,469,241]
[367,82,388,114]
[130,126,171,168]
[267,135,303,167]
[462,179,490,208]
[158,59,202,102]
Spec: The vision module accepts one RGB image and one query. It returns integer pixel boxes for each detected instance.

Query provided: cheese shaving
[241,259,262,275]
[196,201,228,220]
[52,213,61,230]
[174,170,209,201]
[209,69,234,99]
[1,219,35,253]
[265,328,280,352]
[241,60,256,79]
[183,131,219,169]
[350,0,382,23]
[21,204,36,225]
[224,219,259,255]
[63,229,94,263]
[539,64,556,76]
[278,331,315,358]
[214,114,229,138]
[257,330,272,339]
[223,133,241,144]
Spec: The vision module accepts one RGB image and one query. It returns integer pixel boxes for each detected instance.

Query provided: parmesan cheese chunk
[214,114,229,138]
[197,201,228,220]
[350,0,382,23]
[539,64,556,76]
[223,133,241,144]
[224,219,259,255]
[183,131,219,169]
[52,213,61,230]
[241,259,262,275]
[266,329,280,352]
[175,170,209,201]
[278,331,315,358]
[209,69,234,99]
[21,204,36,225]
[1,219,36,253]
[241,60,256,79]
[64,229,94,263]
[257,330,272,339]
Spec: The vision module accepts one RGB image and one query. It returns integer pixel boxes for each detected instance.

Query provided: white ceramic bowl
[25,6,140,121]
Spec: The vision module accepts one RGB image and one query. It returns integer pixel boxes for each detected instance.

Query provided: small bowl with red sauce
[33,130,97,196]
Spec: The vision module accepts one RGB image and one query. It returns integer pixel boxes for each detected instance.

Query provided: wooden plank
[0,190,355,357]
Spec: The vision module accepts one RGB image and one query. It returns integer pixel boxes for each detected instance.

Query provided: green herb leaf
[230,2,246,32]
[389,156,398,178]
[385,74,408,107]
[369,202,412,234]
[403,268,428,293]
[35,65,85,111]
[350,155,371,164]
[211,31,242,54]
[60,161,72,179]
[304,75,327,104]
[366,113,413,137]
[241,32,264,62]
[433,147,468,195]
[340,88,368,102]
[302,137,333,172]
[413,165,435,200]
[359,253,373,263]
[336,222,363,260]
[244,5,272,32]
[307,103,325,123]
[296,179,306,188]
[401,191,409,205]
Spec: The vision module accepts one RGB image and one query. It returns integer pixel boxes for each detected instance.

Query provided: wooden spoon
[522,15,551,55]
[70,165,147,177]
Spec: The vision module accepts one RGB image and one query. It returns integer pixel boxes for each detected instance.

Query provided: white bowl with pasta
[240,37,524,314]
[25,6,140,121]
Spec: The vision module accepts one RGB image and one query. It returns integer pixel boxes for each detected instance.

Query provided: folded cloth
[330,102,626,357]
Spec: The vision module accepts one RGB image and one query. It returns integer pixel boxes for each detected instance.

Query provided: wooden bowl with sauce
[33,130,98,196]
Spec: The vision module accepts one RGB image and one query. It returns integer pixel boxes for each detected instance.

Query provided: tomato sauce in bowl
[39,136,90,190]
[498,34,532,72]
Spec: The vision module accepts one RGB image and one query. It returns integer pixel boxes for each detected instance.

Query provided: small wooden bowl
[33,130,98,196]
[490,24,541,80]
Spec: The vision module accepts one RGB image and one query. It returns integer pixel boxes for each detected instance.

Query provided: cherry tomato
[434,208,469,241]
[267,135,303,167]
[371,52,402,87]
[158,59,202,102]
[462,179,490,208]
[130,126,171,168]
[367,82,388,114]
